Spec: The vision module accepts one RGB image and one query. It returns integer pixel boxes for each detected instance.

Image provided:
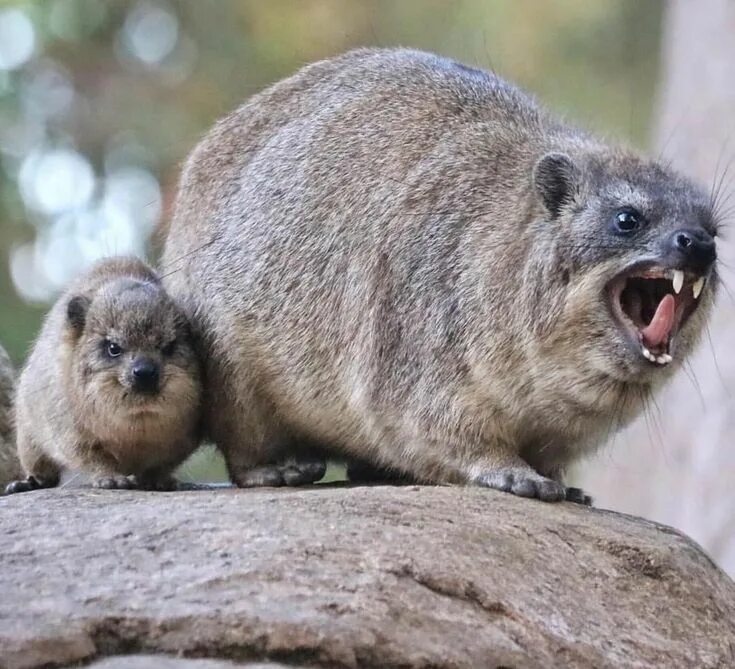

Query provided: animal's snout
[668,228,716,271]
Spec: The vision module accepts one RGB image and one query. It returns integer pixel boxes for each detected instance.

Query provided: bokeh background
[1,1,734,574]
[0,0,663,356]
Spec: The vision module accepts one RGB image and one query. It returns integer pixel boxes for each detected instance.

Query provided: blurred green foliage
[0,0,664,481]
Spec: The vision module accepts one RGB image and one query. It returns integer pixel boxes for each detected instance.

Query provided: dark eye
[106,341,123,358]
[162,340,176,356]
[613,208,645,235]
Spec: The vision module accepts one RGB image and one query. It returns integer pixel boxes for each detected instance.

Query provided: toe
[536,479,566,502]
[565,487,593,506]
[281,466,308,486]
[93,475,135,489]
[118,476,137,490]
[281,459,327,486]
[297,460,327,482]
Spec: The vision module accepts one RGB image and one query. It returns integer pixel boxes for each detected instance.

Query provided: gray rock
[87,657,291,669]
[87,658,289,669]
[1,486,734,669]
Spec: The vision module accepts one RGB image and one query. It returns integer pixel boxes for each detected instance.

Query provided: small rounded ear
[66,295,90,334]
[533,152,580,218]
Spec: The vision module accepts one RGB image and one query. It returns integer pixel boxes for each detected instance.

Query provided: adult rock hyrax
[5,257,202,494]
[0,342,22,488]
[162,48,718,502]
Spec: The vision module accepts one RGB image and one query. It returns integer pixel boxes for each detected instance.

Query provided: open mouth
[608,266,705,366]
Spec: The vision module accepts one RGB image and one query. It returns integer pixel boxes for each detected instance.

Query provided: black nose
[131,358,160,393]
[669,228,716,270]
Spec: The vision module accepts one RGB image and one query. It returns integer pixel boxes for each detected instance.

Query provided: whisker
[159,233,224,270]
[682,359,706,411]
[704,322,730,398]
[59,472,84,489]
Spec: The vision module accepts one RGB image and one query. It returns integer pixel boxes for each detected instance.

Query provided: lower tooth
[641,346,672,365]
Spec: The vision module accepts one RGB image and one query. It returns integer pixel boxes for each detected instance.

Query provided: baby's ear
[533,152,580,218]
[66,295,90,335]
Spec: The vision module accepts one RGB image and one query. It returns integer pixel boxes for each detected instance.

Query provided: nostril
[675,232,693,250]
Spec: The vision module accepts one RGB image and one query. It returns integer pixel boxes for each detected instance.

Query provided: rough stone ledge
[87,659,289,669]
[1,485,734,669]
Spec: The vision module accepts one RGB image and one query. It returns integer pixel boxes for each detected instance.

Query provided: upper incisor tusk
[672,269,684,294]
[693,276,705,299]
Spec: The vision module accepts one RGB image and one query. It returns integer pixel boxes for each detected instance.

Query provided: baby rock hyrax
[5,257,202,493]
[162,48,718,502]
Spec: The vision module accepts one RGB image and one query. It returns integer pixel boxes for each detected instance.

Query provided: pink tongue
[641,294,676,348]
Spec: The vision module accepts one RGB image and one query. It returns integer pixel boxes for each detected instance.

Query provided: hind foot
[233,458,327,488]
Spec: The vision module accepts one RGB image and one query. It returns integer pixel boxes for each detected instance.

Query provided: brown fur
[6,257,202,493]
[0,343,21,488]
[162,49,717,501]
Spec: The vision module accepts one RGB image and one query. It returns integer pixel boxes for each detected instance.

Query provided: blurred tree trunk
[580,0,735,575]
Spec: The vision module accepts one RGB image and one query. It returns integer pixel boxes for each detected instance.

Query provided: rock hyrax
[0,342,21,488]
[5,257,202,493]
[162,48,718,502]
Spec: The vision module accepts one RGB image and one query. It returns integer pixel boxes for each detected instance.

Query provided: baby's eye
[106,341,123,358]
[162,340,177,356]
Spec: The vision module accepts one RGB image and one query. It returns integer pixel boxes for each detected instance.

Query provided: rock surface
[1,485,734,669]
[88,659,288,669]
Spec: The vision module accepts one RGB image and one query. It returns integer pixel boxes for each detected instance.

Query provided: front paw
[93,474,137,490]
[4,476,57,495]
[475,468,566,502]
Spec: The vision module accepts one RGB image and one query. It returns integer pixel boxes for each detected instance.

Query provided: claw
[565,487,593,506]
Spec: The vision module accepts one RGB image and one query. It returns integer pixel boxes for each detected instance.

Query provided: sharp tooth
[693,277,705,299]
[656,355,669,365]
[662,354,673,364]
[672,269,684,294]
[641,346,654,361]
